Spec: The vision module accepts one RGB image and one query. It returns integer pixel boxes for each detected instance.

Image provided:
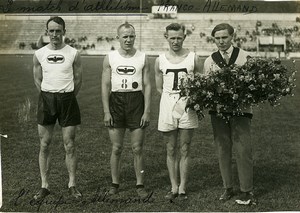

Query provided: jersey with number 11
[109,50,145,92]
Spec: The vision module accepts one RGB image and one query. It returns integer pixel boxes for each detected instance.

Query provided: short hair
[165,23,185,33]
[117,22,135,35]
[211,23,234,37]
[46,16,65,30]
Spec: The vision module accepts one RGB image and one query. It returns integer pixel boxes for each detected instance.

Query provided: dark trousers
[211,115,253,192]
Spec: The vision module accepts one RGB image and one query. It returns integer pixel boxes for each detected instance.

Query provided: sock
[136,184,144,189]
[111,183,119,188]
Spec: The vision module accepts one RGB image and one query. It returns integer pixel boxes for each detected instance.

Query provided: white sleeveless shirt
[109,50,145,92]
[35,45,77,93]
[159,52,195,94]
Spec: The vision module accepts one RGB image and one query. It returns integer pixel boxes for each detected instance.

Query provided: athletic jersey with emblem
[159,52,195,94]
[109,50,145,92]
[35,45,77,93]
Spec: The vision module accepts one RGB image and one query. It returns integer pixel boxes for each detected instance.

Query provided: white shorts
[158,92,199,132]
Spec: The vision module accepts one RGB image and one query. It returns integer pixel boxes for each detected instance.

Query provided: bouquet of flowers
[179,57,297,119]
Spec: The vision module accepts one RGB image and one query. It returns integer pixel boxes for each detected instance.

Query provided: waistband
[111,91,142,94]
[209,110,253,119]
[41,91,74,95]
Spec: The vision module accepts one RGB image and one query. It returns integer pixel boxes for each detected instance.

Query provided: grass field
[0,55,300,212]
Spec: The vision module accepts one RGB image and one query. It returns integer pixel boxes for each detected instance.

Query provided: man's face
[118,26,136,51]
[213,29,233,51]
[165,29,185,52]
[47,21,65,46]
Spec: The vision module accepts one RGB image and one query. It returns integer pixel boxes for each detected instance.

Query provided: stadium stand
[0,14,300,56]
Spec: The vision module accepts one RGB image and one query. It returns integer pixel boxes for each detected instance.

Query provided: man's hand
[104,112,114,127]
[140,112,150,128]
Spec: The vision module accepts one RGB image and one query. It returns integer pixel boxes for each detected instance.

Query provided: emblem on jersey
[116,66,136,75]
[47,54,65,64]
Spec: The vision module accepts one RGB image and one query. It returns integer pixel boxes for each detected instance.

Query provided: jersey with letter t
[159,52,195,94]
[109,50,145,92]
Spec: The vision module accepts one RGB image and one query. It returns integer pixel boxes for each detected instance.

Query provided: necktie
[223,51,230,64]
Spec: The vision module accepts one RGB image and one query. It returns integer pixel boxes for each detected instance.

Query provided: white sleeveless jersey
[159,52,195,94]
[109,50,145,92]
[35,45,77,93]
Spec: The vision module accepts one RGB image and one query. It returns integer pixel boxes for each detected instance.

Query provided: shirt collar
[220,45,233,55]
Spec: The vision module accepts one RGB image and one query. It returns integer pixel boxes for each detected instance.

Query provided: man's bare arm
[140,56,151,128]
[154,57,163,94]
[73,51,83,96]
[101,55,113,127]
[33,54,43,93]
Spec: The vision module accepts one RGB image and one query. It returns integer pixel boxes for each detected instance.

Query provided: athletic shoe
[235,191,257,205]
[178,193,188,201]
[165,191,178,201]
[108,186,119,195]
[68,186,82,199]
[136,187,149,199]
[219,188,234,201]
[33,188,50,200]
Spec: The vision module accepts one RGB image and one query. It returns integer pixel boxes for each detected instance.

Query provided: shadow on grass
[254,162,300,197]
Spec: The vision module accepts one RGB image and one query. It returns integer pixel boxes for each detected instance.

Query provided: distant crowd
[18,19,300,53]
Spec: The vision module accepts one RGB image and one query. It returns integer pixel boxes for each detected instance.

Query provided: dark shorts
[37,91,81,127]
[109,91,144,129]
